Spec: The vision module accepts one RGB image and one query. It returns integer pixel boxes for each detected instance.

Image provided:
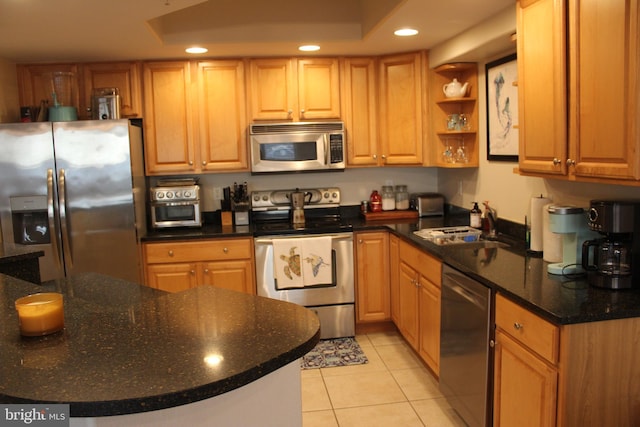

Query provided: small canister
[395,185,409,210]
[381,186,395,211]
[361,200,369,214]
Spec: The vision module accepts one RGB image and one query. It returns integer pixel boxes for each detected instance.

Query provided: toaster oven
[410,193,445,217]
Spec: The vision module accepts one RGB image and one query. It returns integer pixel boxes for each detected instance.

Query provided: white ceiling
[0,0,514,64]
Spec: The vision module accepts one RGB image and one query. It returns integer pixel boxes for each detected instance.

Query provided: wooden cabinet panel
[196,60,248,171]
[17,63,80,112]
[143,238,255,295]
[81,62,142,120]
[495,293,559,363]
[517,0,568,175]
[146,263,197,293]
[142,61,196,174]
[202,260,255,294]
[355,231,391,323]
[418,276,440,374]
[248,58,294,121]
[297,58,341,120]
[389,234,400,325]
[569,0,640,180]
[493,329,558,427]
[342,57,380,166]
[378,52,426,165]
[398,261,419,348]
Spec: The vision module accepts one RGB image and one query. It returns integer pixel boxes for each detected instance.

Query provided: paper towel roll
[530,196,551,252]
[543,202,563,262]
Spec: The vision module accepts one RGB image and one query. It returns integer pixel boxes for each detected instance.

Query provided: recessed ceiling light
[185,47,208,54]
[394,28,419,37]
[299,45,320,52]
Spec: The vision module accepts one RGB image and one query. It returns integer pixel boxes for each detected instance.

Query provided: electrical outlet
[213,187,223,200]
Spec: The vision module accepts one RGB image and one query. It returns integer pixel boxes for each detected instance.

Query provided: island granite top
[0,273,320,417]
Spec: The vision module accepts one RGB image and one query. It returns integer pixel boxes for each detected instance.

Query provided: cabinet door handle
[190,270,196,275]
[372,154,377,160]
[513,322,524,330]
[189,160,193,166]
[381,154,387,160]
[168,250,174,257]
[300,109,305,115]
[566,158,576,166]
[202,161,207,166]
[204,268,209,274]
[223,247,229,253]
[552,158,561,165]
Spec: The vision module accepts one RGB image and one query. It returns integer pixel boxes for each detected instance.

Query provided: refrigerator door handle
[58,168,73,268]
[47,168,64,272]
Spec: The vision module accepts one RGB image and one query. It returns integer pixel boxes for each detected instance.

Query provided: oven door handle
[255,234,352,244]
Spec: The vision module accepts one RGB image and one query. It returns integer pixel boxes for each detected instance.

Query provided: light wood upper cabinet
[355,231,391,323]
[196,59,248,171]
[17,63,80,112]
[568,0,640,181]
[342,57,380,166]
[517,0,568,176]
[80,62,142,120]
[143,61,196,174]
[248,57,340,121]
[143,60,249,175]
[297,58,341,120]
[518,0,640,183]
[378,52,427,166]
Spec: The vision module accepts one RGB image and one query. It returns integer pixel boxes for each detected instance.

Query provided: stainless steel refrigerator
[0,119,146,283]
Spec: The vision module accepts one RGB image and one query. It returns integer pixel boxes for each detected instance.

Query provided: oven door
[150,201,201,228]
[254,233,354,306]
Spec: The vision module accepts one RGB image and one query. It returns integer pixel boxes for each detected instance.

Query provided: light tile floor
[301,330,467,427]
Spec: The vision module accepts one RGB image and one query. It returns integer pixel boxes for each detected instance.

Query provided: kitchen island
[0,273,320,426]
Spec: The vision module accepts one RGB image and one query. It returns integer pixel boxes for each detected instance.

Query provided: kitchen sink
[414,226,511,248]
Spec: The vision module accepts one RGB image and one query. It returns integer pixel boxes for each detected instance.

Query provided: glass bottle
[381,186,395,211]
[395,185,409,210]
[369,190,382,212]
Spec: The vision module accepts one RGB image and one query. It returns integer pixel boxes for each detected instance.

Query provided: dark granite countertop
[390,222,640,325]
[141,209,640,326]
[0,245,44,264]
[0,273,320,417]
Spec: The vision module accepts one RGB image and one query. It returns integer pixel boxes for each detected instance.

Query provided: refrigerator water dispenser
[10,196,50,245]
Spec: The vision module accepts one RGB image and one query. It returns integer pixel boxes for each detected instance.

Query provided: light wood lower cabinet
[355,231,390,323]
[495,292,640,427]
[494,293,559,426]
[396,239,441,375]
[143,238,255,295]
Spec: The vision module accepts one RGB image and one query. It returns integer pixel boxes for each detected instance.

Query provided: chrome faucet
[483,201,497,238]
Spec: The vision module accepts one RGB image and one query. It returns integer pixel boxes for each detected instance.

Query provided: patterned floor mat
[301,337,369,369]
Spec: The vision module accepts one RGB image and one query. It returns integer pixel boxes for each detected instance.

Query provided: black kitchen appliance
[582,200,640,289]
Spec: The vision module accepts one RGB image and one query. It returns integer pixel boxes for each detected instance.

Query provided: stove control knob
[185,190,193,198]
[166,192,174,199]
[332,192,338,199]
[323,192,330,199]
[156,191,164,199]
[262,195,269,201]
[175,190,183,198]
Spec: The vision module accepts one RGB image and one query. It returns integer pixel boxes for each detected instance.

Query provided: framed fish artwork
[486,53,519,161]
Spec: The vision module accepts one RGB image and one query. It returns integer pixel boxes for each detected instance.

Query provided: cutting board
[362,210,419,221]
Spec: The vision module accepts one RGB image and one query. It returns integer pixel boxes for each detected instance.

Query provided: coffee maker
[582,200,640,289]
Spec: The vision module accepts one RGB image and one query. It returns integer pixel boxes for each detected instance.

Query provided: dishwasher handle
[443,272,488,309]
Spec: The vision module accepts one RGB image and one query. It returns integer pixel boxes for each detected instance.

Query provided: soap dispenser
[470,202,482,229]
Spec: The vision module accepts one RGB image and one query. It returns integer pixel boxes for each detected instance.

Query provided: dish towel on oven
[273,237,332,289]
[300,236,332,286]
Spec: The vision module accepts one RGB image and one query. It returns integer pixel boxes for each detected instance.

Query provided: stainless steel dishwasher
[440,264,493,427]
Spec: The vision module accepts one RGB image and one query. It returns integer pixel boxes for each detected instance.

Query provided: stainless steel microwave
[249,122,345,174]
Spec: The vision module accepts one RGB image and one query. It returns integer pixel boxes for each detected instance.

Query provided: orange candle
[15,293,64,336]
